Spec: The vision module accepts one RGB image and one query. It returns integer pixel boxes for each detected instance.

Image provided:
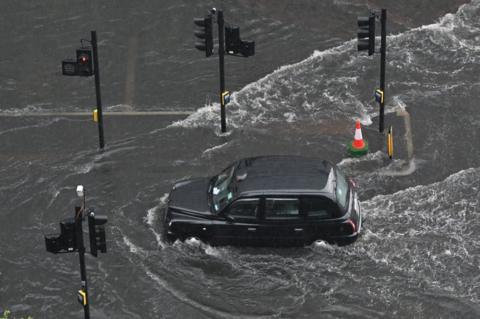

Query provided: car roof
[233,155,335,198]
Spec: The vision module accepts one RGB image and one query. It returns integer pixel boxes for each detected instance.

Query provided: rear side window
[227,198,259,219]
[302,197,340,219]
[265,198,300,220]
[335,168,349,209]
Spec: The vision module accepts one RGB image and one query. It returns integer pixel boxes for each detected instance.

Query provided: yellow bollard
[93,109,98,122]
[387,125,393,159]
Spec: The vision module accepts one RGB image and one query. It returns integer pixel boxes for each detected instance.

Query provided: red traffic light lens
[79,55,89,64]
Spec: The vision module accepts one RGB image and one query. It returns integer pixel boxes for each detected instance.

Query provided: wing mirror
[235,171,247,182]
[225,215,235,223]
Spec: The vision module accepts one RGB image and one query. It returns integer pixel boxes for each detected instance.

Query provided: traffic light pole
[45,186,107,317]
[74,206,90,319]
[379,9,387,133]
[217,10,227,133]
[91,31,105,149]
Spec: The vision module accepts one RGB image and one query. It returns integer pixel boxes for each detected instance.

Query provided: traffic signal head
[357,13,375,55]
[194,15,214,57]
[76,48,93,76]
[88,211,107,257]
[225,26,255,57]
[62,59,78,76]
[45,218,77,254]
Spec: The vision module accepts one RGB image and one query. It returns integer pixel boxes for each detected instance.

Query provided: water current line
[0,111,194,117]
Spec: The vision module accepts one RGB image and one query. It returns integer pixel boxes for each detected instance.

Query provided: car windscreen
[212,164,236,212]
[335,168,349,209]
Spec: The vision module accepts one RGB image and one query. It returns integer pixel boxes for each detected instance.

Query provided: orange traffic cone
[348,120,368,156]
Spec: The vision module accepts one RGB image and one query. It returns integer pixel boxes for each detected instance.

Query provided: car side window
[227,198,259,219]
[265,198,300,220]
[302,196,339,219]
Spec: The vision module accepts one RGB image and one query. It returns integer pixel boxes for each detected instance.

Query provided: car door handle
[294,228,304,232]
[247,227,256,231]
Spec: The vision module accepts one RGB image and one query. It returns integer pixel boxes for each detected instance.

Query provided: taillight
[339,219,356,235]
[346,219,356,234]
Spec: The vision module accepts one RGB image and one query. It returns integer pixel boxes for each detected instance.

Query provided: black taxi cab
[163,156,362,246]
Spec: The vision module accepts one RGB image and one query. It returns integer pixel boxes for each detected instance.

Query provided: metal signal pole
[75,206,90,319]
[217,10,227,133]
[379,9,387,133]
[45,185,108,318]
[91,31,105,149]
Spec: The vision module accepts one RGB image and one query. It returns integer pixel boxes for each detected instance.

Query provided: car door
[211,198,261,246]
[258,197,306,246]
[301,196,340,243]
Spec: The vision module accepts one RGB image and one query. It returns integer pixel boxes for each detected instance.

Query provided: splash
[172,0,480,132]
[143,193,169,249]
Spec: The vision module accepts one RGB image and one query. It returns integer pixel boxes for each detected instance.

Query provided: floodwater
[1,0,479,318]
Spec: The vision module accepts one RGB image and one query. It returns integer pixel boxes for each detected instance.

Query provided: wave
[173,0,480,131]
[363,166,479,212]
[143,193,169,249]
[0,117,62,136]
[353,166,480,304]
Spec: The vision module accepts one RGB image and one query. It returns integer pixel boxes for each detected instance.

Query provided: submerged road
[1,0,479,318]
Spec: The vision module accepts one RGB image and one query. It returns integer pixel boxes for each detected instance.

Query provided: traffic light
[62,59,78,76]
[357,13,375,55]
[88,212,107,257]
[194,15,214,57]
[45,218,77,254]
[225,26,255,57]
[76,48,93,76]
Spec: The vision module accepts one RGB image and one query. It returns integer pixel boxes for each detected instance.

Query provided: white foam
[363,166,480,211]
[283,112,297,123]
[75,162,95,174]
[143,268,272,319]
[118,237,266,318]
[145,206,157,227]
[0,103,53,115]
[312,240,335,252]
[391,95,407,112]
[185,237,202,247]
[122,236,147,257]
[204,246,222,257]
[378,158,417,177]
[171,42,356,130]
[46,189,62,209]
[105,104,134,112]
[0,117,62,136]
[144,193,169,249]
[159,193,169,204]
[202,142,229,155]
[337,150,386,167]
